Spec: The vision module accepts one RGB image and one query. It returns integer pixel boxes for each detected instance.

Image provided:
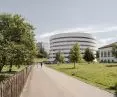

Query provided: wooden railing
[0,65,33,97]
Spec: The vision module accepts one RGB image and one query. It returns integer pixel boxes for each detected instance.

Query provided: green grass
[0,65,27,81]
[2,65,26,72]
[48,63,117,93]
[33,58,47,63]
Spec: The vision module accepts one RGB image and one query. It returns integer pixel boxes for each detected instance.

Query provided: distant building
[37,42,50,53]
[37,42,43,49]
[49,32,96,62]
[98,42,117,63]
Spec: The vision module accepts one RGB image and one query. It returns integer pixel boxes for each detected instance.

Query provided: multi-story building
[98,42,117,63]
[49,32,96,62]
[37,42,50,53]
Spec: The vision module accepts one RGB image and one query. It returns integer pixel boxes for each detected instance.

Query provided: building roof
[98,42,117,49]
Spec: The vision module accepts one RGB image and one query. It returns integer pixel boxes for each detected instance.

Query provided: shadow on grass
[0,71,16,82]
[59,67,75,70]
[106,65,117,67]
[1,71,17,74]
[108,85,117,97]
[0,75,10,82]
[114,92,117,97]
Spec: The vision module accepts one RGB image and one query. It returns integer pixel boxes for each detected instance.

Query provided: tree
[69,43,81,68]
[59,53,65,63]
[112,44,117,58]
[36,46,48,58]
[83,48,95,63]
[96,51,99,58]
[0,13,36,72]
[55,51,65,64]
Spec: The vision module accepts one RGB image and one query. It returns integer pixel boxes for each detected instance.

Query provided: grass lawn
[33,58,48,63]
[2,65,26,72]
[48,63,117,93]
[0,65,27,81]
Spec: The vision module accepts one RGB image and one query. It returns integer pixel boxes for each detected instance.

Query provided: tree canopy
[55,51,65,64]
[83,48,95,63]
[112,44,117,58]
[0,13,36,72]
[96,51,99,58]
[36,44,48,58]
[69,43,81,68]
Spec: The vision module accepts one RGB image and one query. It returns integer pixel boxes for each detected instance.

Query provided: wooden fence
[0,65,33,97]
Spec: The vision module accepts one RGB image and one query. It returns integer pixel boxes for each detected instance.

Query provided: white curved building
[49,32,96,62]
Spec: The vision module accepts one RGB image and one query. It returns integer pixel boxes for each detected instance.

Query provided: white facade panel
[99,47,117,62]
[49,32,96,62]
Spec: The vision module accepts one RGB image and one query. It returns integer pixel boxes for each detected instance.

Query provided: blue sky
[0,0,117,47]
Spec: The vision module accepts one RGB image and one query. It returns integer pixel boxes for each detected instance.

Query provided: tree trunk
[9,62,13,72]
[0,57,6,72]
[17,65,20,69]
[74,62,75,68]
[0,65,4,72]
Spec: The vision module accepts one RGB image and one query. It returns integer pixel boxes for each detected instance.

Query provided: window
[101,51,103,57]
[108,51,110,57]
[104,52,107,57]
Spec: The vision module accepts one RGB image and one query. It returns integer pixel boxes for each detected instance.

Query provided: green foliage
[49,63,117,93]
[55,51,65,64]
[0,13,36,72]
[60,53,65,63]
[96,50,99,58]
[112,44,117,58]
[69,43,81,68]
[33,58,47,63]
[83,48,95,63]
[36,44,48,58]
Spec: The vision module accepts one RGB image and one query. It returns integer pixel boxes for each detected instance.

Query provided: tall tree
[0,13,36,72]
[37,46,48,58]
[112,44,117,58]
[83,48,95,63]
[69,43,81,68]
[96,51,99,58]
[55,51,65,64]
[59,53,65,63]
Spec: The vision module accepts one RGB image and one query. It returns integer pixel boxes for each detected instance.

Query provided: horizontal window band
[50,36,95,41]
[50,44,95,48]
[50,40,96,44]
[50,48,96,51]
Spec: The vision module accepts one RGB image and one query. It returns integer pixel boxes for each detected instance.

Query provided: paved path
[20,65,114,97]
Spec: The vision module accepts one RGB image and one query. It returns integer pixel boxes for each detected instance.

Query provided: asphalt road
[20,65,114,97]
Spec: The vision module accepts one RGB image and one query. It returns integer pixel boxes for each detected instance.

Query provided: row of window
[49,56,69,59]
[50,36,95,41]
[50,40,96,45]
[50,44,95,48]
[100,59,115,63]
[101,51,112,57]
[50,52,84,55]
[50,48,95,52]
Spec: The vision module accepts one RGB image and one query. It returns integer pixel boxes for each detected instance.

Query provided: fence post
[0,65,33,97]
[0,82,3,97]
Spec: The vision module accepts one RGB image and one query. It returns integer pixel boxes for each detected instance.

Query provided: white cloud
[39,27,94,38]
[39,25,117,38]
[97,37,117,48]
[36,25,117,49]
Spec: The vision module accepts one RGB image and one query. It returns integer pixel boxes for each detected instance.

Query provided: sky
[0,0,117,48]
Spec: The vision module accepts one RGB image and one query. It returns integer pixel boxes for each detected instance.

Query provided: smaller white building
[98,42,117,63]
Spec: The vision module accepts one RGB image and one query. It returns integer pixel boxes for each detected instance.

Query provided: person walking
[40,62,43,68]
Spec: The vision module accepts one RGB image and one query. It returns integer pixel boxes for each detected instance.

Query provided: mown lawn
[0,65,27,81]
[33,58,47,63]
[2,65,26,72]
[48,63,117,93]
